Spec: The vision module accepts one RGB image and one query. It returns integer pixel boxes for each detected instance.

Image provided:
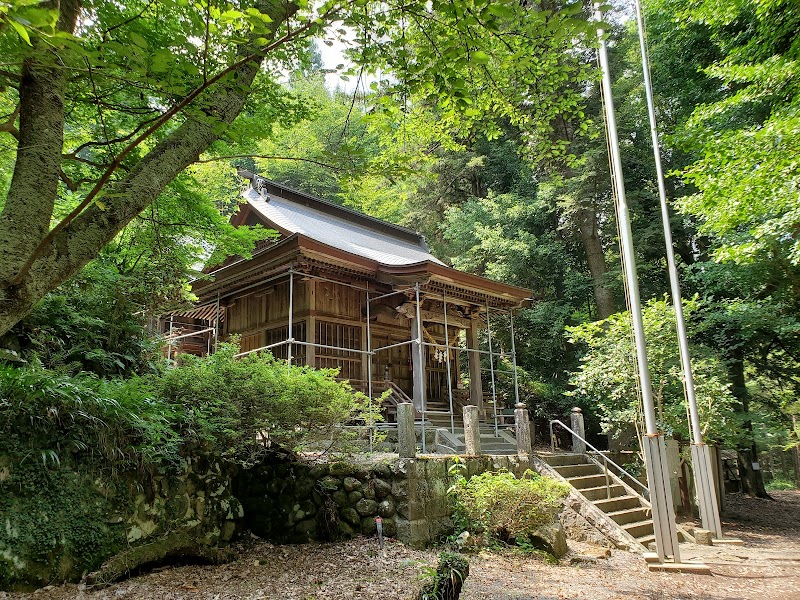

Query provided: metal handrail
[549,419,650,498]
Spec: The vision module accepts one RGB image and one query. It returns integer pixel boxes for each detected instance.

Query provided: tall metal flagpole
[594,3,681,563]
[631,0,723,539]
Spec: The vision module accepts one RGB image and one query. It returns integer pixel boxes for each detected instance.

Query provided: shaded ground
[5,491,799,600]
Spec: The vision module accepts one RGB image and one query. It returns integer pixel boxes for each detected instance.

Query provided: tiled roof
[243,184,446,267]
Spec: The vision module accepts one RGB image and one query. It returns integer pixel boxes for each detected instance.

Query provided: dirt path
[6,491,799,600]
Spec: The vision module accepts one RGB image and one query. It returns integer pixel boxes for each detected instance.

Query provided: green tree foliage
[568,297,739,445]
[627,0,800,493]
[0,0,597,336]
[442,187,590,389]
[669,0,800,275]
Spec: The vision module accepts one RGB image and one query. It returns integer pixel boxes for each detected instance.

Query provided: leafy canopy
[568,297,740,445]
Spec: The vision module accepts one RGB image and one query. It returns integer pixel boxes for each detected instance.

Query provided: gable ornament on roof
[237,169,271,200]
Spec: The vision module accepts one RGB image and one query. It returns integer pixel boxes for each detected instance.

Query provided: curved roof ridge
[239,173,446,267]
[238,171,428,248]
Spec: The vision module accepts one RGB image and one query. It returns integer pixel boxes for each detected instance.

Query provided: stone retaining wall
[238,454,536,548]
[0,446,242,590]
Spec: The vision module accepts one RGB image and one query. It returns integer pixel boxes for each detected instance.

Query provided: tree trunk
[730,348,771,498]
[0,0,298,338]
[793,414,800,485]
[577,207,616,319]
[0,0,81,284]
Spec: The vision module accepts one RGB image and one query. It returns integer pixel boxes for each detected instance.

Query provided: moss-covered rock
[355,498,378,517]
[0,449,242,591]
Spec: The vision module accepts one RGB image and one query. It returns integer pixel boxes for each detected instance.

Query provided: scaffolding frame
[179,269,523,451]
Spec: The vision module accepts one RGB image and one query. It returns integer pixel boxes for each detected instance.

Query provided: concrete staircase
[422,399,460,429]
[540,453,655,549]
[433,425,518,455]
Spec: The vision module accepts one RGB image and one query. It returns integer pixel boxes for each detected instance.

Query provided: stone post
[570,407,586,454]
[463,405,481,456]
[397,402,416,458]
[466,320,483,414]
[514,402,532,456]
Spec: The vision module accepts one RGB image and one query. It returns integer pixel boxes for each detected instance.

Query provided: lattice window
[315,320,362,380]
[265,321,307,366]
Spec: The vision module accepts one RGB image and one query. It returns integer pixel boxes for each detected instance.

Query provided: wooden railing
[348,379,413,423]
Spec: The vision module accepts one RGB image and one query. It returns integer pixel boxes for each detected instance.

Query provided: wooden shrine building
[166,173,531,431]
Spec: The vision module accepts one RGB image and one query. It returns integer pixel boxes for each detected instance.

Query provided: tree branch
[10,0,345,285]
[195,154,343,171]
[0,104,20,139]
[64,113,161,158]
[0,68,21,81]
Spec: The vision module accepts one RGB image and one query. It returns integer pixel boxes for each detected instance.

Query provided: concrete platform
[711,538,745,546]
[643,553,712,574]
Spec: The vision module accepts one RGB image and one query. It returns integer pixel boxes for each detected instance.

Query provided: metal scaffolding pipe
[595,1,680,562]
[367,287,418,303]
[167,327,216,342]
[486,301,499,437]
[287,270,294,369]
[296,271,373,293]
[234,339,289,357]
[418,342,504,357]
[443,291,455,433]
[415,284,426,452]
[372,339,417,353]
[167,315,175,366]
[214,293,221,351]
[509,308,521,408]
[290,340,372,355]
[366,288,374,452]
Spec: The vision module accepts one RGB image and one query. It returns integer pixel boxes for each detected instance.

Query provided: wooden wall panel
[239,331,264,353]
[315,280,362,320]
[226,276,309,337]
[371,330,413,397]
[226,294,264,334]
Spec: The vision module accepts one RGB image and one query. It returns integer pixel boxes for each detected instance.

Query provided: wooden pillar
[411,316,426,413]
[306,279,316,368]
[362,286,371,389]
[467,318,483,415]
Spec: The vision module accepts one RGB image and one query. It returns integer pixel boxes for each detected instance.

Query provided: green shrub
[449,468,569,544]
[0,363,182,472]
[0,342,379,473]
[152,343,381,464]
[0,343,377,587]
[766,477,796,491]
[418,551,469,600]
[8,261,162,377]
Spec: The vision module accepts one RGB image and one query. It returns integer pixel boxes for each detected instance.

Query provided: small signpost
[375,516,384,550]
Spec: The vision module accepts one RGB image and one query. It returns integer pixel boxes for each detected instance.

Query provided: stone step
[638,534,656,548]
[580,484,628,501]
[553,463,600,478]
[539,453,590,467]
[566,474,609,489]
[591,494,641,512]
[623,520,655,539]
[607,507,651,526]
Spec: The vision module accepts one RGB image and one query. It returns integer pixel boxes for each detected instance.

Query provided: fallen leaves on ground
[6,491,800,600]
